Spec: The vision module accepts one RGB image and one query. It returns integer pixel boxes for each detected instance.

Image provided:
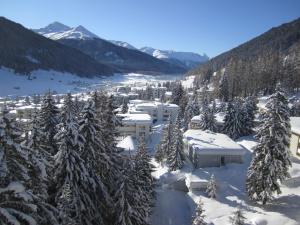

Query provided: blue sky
[1,0,299,57]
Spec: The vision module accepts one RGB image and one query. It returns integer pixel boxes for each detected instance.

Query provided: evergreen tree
[198,104,217,132]
[246,88,291,204]
[39,92,60,155]
[61,93,76,124]
[206,175,217,198]
[134,136,155,200]
[229,208,246,225]
[121,98,129,114]
[78,100,113,222]
[192,199,207,225]
[154,144,164,164]
[54,115,104,225]
[114,159,149,225]
[171,82,185,106]
[156,118,173,163]
[242,96,258,136]
[219,73,229,102]
[167,116,185,171]
[133,137,155,219]
[183,99,194,131]
[24,109,50,199]
[0,107,38,225]
[222,100,245,140]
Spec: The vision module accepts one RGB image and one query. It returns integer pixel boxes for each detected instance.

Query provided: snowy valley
[1,3,300,225]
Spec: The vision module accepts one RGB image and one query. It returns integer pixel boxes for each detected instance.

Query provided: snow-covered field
[149,130,300,225]
[0,67,183,97]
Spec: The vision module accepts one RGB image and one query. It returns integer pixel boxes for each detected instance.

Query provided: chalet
[183,129,246,168]
[290,117,300,159]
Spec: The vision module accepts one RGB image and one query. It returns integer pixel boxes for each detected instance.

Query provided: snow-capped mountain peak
[34,22,71,35]
[33,23,99,40]
[140,47,209,69]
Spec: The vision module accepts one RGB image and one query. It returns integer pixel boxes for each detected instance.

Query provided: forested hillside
[189,18,300,98]
[0,17,116,77]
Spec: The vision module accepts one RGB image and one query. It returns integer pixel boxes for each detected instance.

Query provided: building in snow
[117,113,152,140]
[183,129,246,168]
[290,117,300,159]
[129,100,179,122]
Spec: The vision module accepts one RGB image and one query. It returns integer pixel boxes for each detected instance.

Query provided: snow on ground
[149,133,300,225]
[0,67,183,97]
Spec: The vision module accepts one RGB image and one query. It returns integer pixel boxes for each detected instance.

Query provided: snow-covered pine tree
[54,114,105,225]
[222,100,245,140]
[198,104,218,132]
[154,143,164,164]
[91,90,103,119]
[167,116,185,171]
[121,98,129,114]
[102,95,119,150]
[183,98,194,131]
[61,93,76,124]
[0,107,38,225]
[78,100,108,170]
[242,96,258,136]
[157,118,173,162]
[206,174,217,198]
[114,159,149,225]
[192,199,207,225]
[229,208,246,225]
[39,92,60,155]
[24,109,50,198]
[134,136,155,217]
[78,100,114,222]
[171,82,185,106]
[134,137,155,200]
[74,95,83,116]
[219,73,229,102]
[246,87,291,204]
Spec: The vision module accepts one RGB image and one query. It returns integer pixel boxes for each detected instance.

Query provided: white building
[129,100,179,122]
[117,113,152,140]
[290,117,300,159]
[183,129,246,168]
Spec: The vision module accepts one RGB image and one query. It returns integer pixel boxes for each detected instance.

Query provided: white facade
[290,117,300,159]
[129,100,179,122]
[117,113,152,140]
[183,129,246,168]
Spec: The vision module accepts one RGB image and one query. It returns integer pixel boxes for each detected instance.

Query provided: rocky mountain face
[0,17,115,77]
[189,17,300,97]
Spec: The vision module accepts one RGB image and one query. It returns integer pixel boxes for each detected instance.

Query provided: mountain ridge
[33,22,208,70]
[188,17,300,97]
[0,17,116,77]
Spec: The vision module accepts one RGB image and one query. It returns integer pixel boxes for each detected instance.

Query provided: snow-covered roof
[291,117,300,135]
[117,136,137,154]
[165,91,172,96]
[135,102,179,109]
[183,129,246,155]
[117,113,152,124]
